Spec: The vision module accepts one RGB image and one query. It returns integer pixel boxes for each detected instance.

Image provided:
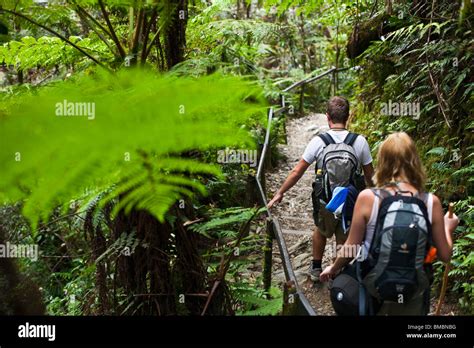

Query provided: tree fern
[233,283,282,316]
[0,69,266,230]
[192,207,262,235]
[0,35,113,72]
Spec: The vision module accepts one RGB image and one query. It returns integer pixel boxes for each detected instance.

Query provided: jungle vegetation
[0,0,472,315]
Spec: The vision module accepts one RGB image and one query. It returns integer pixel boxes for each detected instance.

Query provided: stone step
[281,229,313,236]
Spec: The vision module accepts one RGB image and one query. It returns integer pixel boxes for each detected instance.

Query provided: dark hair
[326,96,350,124]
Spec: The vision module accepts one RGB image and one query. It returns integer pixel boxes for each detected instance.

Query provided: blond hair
[374,132,426,192]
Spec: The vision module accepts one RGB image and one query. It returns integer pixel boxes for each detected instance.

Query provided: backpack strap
[343,132,359,147]
[382,182,414,196]
[318,132,335,146]
[370,188,391,200]
[413,192,434,248]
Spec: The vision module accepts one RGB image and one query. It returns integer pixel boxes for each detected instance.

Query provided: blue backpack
[325,185,359,234]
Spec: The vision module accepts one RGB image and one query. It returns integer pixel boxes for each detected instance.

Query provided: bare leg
[312,227,326,260]
[309,227,327,281]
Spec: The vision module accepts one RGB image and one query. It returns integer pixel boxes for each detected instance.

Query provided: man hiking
[267,96,374,281]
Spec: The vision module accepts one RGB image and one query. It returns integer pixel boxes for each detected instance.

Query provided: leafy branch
[0,7,110,71]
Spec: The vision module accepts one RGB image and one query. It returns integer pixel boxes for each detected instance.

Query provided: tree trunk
[164,0,188,69]
[0,225,45,315]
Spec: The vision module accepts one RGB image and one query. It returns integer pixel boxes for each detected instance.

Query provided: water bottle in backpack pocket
[363,189,432,304]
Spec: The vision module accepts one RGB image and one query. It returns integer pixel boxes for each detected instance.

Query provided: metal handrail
[256,65,351,316]
[257,107,316,316]
[282,67,334,93]
[282,66,350,93]
[256,108,273,212]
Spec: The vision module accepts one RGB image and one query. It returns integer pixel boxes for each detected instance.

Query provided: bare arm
[431,195,457,263]
[320,189,374,281]
[362,163,374,187]
[267,159,310,208]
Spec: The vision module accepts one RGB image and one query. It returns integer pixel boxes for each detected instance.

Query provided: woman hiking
[319,132,459,315]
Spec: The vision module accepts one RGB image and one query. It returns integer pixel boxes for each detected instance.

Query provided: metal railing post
[282,280,298,315]
[262,218,274,293]
[299,84,305,115]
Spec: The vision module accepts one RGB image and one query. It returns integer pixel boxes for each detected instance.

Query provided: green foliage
[427,147,448,157]
[46,259,96,315]
[0,69,266,230]
[193,207,259,236]
[233,283,282,315]
[96,232,140,263]
[0,35,113,71]
[0,0,194,72]
[351,0,473,313]
[0,203,95,312]
[194,206,265,258]
[0,0,80,40]
[183,3,281,80]
[264,0,340,17]
[447,201,474,314]
[1,0,470,317]
[192,206,282,315]
[203,168,251,208]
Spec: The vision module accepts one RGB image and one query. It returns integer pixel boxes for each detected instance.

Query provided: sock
[312,259,322,269]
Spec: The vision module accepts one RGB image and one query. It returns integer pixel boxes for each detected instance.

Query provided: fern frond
[0,69,266,229]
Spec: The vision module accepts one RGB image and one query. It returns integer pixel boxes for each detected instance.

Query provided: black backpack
[330,263,385,316]
[329,264,360,316]
[362,187,432,304]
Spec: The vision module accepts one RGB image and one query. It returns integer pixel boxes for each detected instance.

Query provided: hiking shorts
[314,206,346,242]
[311,182,346,242]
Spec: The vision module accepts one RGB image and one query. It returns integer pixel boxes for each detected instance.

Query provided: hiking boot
[308,264,322,282]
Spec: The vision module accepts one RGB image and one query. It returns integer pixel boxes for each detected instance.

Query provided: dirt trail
[266,113,336,315]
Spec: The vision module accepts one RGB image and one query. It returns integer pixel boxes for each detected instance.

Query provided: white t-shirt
[302,129,373,167]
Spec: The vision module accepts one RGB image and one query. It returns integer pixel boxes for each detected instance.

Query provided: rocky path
[266,113,336,315]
